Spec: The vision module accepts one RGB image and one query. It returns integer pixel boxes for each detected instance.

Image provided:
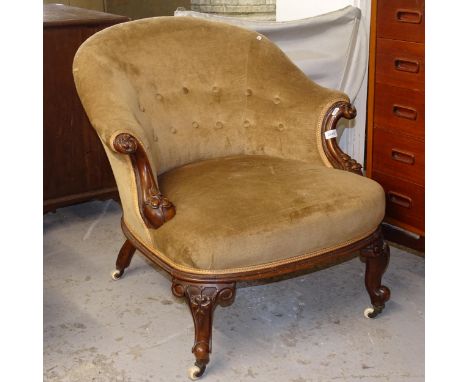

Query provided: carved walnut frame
[111,101,390,378]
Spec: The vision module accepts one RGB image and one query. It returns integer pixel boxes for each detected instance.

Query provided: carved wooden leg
[360,230,391,318]
[172,279,236,379]
[111,240,136,280]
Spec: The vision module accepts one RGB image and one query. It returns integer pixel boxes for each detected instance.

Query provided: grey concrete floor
[44,200,424,382]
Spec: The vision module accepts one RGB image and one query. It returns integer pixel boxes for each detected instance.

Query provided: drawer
[372,171,424,233]
[377,0,425,43]
[376,38,424,91]
[374,83,424,139]
[372,129,424,186]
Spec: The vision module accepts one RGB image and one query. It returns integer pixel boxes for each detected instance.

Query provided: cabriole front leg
[360,230,391,318]
[172,279,236,380]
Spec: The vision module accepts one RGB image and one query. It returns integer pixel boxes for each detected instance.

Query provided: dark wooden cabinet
[43,4,129,212]
[366,0,425,249]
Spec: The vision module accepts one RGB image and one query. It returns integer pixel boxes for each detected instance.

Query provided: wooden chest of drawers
[366,0,425,246]
[44,4,129,212]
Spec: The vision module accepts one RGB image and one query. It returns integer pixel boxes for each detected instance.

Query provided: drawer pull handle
[388,191,412,209]
[394,58,420,73]
[392,104,418,120]
[395,9,422,24]
[391,149,415,165]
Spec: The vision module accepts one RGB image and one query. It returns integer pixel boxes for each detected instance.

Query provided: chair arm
[113,133,176,229]
[320,101,363,175]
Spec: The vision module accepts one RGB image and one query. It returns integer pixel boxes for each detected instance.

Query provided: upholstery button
[192,121,199,128]
[171,127,177,134]
[245,88,252,96]
[243,120,250,128]
[215,121,223,129]
[155,93,163,101]
[182,87,189,94]
[273,96,281,104]
[212,86,220,94]
[277,123,285,131]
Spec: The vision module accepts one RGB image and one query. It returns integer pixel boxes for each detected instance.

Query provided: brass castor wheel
[111,269,123,281]
[187,363,206,380]
[364,305,384,319]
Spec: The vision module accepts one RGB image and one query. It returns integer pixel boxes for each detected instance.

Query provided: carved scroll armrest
[113,133,176,229]
[321,101,363,175]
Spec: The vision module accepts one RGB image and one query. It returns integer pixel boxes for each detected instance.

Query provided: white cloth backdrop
[175,6,368,162]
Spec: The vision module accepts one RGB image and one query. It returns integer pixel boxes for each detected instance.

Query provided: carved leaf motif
[145,192,173,210]
[189,287,219,315]
[113,133,138,153]
[322,102,363,175]
[361,231,388,258]
[172,281,236,311]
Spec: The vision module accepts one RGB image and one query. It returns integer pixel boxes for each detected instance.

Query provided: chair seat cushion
[151,155,385,271]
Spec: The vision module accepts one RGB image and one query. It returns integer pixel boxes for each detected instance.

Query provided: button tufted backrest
[74,16,348,176]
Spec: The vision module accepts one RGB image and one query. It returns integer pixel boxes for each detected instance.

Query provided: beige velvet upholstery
[73,17,385,273]
[155,155,384,271]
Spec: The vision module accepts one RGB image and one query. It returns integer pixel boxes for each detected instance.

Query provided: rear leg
[111,240,136,280]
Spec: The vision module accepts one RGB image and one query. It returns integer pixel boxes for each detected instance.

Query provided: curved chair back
[73,17,344,175]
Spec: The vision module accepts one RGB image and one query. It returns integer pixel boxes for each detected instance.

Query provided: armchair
[73,17,390,380]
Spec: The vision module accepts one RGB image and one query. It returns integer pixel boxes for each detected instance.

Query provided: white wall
[277,0,370,166]
[277,0,356,20]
